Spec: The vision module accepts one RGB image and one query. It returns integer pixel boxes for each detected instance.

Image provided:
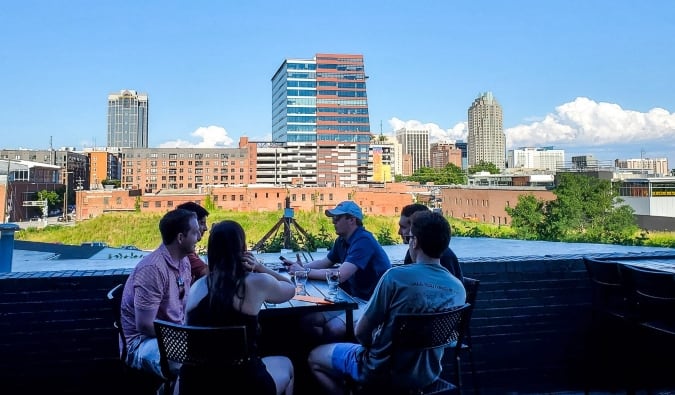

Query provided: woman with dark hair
[181,220,296,395]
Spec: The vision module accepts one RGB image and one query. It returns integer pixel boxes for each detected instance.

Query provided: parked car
[81,242,108,247]
[119,245,140,250]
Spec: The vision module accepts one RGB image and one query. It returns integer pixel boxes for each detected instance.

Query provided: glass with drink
[294,269,309,295]
[326,269,340,301]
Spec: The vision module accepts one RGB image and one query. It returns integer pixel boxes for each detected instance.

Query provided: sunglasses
[176,277,185,299]
[332,214,351,223]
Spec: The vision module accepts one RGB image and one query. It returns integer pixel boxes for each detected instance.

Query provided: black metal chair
[352,303,471,395]
[153,319,250,393]
[451,277,480,394]
[582,256,636,322]
[106,283,166,395]
[618,264,675,336]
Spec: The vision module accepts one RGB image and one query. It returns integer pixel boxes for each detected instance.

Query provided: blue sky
[2,0,674,167]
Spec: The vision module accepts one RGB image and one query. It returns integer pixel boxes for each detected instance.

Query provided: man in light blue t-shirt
[307,211,466,394]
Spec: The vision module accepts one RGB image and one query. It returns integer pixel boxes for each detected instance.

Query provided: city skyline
[1,1,674,166]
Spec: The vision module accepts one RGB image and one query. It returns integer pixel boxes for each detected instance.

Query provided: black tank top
[179,295,276,395]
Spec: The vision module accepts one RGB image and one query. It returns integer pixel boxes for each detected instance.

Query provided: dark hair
[176,201,209,220]
[159,209,197,245]
[410,211,451,259]
[401,203,430,218]
[206,220,249,312]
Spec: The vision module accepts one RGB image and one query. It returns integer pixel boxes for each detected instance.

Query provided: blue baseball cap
[325,201,363,220]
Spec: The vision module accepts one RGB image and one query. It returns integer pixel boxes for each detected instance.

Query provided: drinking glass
[326,269,340,301]
[294,269,309,295]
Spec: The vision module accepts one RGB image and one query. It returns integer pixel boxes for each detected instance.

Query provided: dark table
[260,270,359,339]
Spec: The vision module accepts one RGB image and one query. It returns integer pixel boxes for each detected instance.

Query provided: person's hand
[286,253,305,274]
[241,251,259,272]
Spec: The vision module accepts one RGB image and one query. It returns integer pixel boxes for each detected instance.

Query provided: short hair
[176,201,209,220]
[410,211,451,259]
[159,209,197,245]
[401,203,430,218]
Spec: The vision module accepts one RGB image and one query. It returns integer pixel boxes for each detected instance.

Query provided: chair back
[619,264,675,321]
[154,319,249,379]
[583,256,632,318]
[463,277,480,307]
[106,283,127,361]
[392,303,471,351]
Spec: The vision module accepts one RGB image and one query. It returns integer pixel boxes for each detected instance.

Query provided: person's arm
[284,255,335,280]
[354,270,391,346]
[135,306,159,337]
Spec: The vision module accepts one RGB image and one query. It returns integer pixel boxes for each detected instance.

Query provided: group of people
[119,200,467,395]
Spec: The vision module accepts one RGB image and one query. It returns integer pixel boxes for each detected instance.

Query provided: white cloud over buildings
[160,97,675,164]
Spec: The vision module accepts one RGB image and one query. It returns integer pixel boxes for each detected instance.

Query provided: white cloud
[507,98,675,149]
[388,97,675,163]
[159,126,234,148]
[388,117,466,143]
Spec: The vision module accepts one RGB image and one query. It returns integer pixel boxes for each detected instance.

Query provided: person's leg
[300,311,343,343]
[262,355,294,395]
[308,343,362,395]
[324,298,368,342]
[131,337,166,378]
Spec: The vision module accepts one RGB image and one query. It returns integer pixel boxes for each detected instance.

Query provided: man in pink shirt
[120,208,202,379]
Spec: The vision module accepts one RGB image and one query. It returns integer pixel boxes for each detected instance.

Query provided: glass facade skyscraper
[107,90,148,149]
[271,54,371,185]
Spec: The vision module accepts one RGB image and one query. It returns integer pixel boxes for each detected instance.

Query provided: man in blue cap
[284,200,391,342]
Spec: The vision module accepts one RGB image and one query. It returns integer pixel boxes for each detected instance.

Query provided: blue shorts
[331,343,365,382]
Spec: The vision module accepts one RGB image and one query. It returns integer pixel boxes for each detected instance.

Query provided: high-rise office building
[395,128,429,175]
[507,147,565,171]
[271,54,371,186]
[107,90,148,149]
[467,92,505,170]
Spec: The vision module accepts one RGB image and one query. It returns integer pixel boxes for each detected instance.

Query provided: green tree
[504,194,547,240]
[401,164,466,185]
[507,173,637,242]
[468,160,500,175]
[36,190,62,211]
[102,179,121,188]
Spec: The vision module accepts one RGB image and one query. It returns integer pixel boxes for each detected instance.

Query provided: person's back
[360,263,465,388]
[181,220,296,395]
[307,210,465,395]
[181,293,277,395]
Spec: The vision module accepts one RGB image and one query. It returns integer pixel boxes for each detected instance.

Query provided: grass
[15,209,675,251]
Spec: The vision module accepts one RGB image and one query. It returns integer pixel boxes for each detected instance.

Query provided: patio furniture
[154,319,250,393]
[351,303,471,395]
[452,277,480,394]
[106,283,166,395]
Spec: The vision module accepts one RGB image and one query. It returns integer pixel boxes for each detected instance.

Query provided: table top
[259,268,359,317]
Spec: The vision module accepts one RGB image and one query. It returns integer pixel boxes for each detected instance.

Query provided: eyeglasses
[176,277,185,299]
[332,215,351,223]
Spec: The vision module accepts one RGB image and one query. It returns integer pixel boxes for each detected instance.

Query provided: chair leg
[455,353,463,395]
[467,348,477,394]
